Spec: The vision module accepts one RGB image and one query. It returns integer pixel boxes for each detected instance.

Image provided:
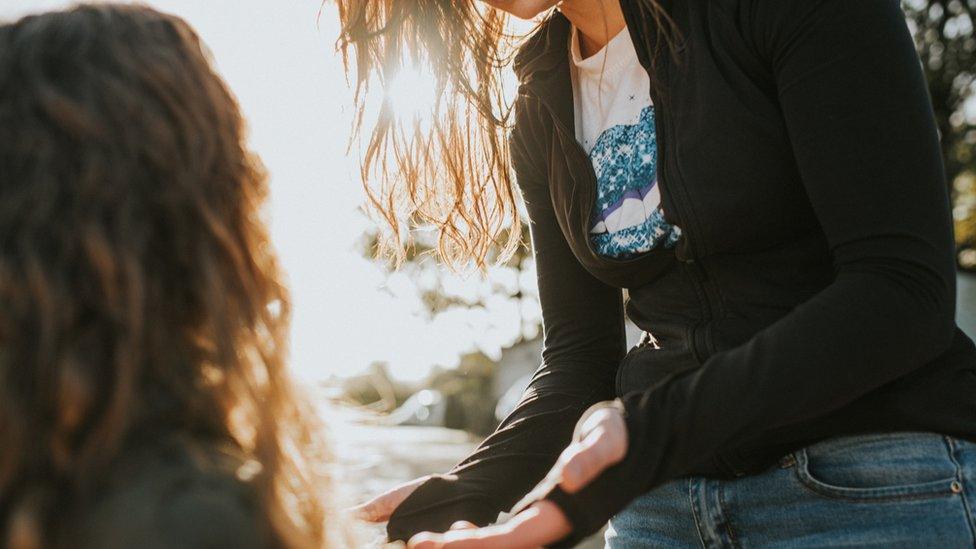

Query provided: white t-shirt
[569,27,680,259]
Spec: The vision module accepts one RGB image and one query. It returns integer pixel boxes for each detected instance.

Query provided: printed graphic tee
[569,27,681,259]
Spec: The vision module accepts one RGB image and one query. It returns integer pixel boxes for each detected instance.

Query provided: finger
[352,477,426,522]
[407,533,443,549]
[408,531,484,549]
[559,429,605,493]
[408,501,571,549]
[349,500,382,522]
[574,406,621,443]
[450,521,478,530]
[503,501,572,547]
[560,426,624,493]
[469,501,570,548]
[351,490,404,522]
[573,409,605,443]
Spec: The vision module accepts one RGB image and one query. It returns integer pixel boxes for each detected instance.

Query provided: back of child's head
[0,5,327,547]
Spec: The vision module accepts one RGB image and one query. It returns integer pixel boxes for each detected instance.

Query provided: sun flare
[387,65,440,126]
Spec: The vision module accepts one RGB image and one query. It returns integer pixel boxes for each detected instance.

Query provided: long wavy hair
[0,5,327,547]
[336,0,522,268]
[335,0,675,268]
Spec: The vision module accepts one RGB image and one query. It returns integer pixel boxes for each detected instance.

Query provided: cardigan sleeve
[542,0,958,543]
[386,96,628,542]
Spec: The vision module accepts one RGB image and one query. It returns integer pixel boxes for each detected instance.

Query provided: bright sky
[1,0,537,383]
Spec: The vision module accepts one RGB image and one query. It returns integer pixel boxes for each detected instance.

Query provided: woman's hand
[353,476,429,523]
[557,403,628,493]
[405,403,628,548]
[406,501,569,549]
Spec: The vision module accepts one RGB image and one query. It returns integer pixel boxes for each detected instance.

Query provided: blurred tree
[357,224,540,433]
[358,221,542,360]
[901,0,976,265]
[340,362,411,411]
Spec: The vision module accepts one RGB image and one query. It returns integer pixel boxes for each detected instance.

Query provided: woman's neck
[559,0,627,58]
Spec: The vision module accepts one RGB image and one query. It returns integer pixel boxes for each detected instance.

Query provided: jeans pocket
[793,432,961,502]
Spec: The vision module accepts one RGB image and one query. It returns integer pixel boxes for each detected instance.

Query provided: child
[0,5,328,548]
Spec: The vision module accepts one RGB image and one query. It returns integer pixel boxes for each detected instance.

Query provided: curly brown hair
[0,4,327,547]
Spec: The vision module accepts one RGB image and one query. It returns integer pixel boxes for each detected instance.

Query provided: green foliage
[901,1,976,255]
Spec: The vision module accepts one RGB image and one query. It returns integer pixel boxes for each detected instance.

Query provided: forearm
[386,362,616,541]
[387,102,628,541]
[547,253,955,544]
[636,258,952,471]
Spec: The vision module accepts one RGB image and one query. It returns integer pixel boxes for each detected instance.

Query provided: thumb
[406,532,443,549]
[351,476,427,522]
[559,427,623,493]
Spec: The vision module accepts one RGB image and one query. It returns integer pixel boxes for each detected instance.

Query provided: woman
[0,5,331,548]
[342,0,976,547]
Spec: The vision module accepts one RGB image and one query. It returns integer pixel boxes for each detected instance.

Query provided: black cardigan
[387,0,976,543]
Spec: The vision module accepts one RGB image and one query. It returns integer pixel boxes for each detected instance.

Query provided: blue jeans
[606,433,976,548]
